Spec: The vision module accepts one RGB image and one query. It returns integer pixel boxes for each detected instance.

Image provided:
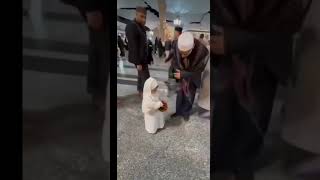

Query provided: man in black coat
[211,0,312,179]
[125,7,150,97]
[61,0,109,110]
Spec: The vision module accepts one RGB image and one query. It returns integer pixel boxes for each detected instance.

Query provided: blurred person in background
[199,33,209,48]
[118,34,125,60]
[154,37,158,55]
[282,1,320,179]
[211,0,313,179]
[164,37,172,58]
[147,38,154,65]
[61,0,109,111]
[158,38,164,58]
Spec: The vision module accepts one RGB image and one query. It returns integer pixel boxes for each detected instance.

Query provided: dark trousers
[137,64,150,92]
[176,80,197,117]
[168,64,174,79]
[211,63,277,173]
[87,28,109,97]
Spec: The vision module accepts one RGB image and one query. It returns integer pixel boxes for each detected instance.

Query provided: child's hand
[159,100,168,112]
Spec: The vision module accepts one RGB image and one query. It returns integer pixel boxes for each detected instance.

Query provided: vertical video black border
[110,0,118,179]
[209,1,213,179]
[6,0,22,178]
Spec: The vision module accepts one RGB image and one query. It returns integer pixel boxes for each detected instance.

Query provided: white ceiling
[117,0,210,31]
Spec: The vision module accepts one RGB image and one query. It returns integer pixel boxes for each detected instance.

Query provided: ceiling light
[174,18,181,26]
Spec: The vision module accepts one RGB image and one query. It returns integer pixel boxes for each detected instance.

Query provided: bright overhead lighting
[174,18,181,25]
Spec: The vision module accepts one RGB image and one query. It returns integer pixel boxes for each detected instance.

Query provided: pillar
[157,0,166,41]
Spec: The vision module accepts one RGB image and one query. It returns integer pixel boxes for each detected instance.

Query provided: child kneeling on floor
[142,77,168,134]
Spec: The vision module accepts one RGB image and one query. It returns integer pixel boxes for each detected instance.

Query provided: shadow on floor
[165,117,184,128]
[117,94,141,109]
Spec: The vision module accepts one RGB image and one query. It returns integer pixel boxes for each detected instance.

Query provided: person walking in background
[154,37,158,55]
[164,38,172,58]
[60,0,109,111]
[124,37,128,51]
[158,38,164,58]
[199,33,209,48]
[161,39,166,58]
[147,38,154,65]
[125,7,150,98]
[117,35,125,60]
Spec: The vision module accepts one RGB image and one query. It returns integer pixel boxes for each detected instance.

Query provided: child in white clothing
[142,77,167,134]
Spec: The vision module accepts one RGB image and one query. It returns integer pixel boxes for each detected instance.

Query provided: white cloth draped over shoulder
[198,58,210,110]
[142,77,165,134]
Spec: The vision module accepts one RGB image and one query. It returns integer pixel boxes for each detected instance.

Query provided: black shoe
[183,116,190,121]
[170,113,179,118]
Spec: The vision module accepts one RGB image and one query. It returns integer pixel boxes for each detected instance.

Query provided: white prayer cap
[178,32,194,51]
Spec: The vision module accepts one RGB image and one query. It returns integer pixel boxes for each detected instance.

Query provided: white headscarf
[142,77,162,113]
[143,77,159,99]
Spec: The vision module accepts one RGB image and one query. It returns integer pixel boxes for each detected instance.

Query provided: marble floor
[117,56,210,179]
[116,57,311,180]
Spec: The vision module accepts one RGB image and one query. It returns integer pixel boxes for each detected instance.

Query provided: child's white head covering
[178,32,194,51]
[142,77,161,113]
[143,77,159,97]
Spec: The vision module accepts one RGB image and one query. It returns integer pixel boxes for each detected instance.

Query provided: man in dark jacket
[125,7,150,97]
[211,0,312,179]
[61,0,109,111]
[171,32,209,121]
